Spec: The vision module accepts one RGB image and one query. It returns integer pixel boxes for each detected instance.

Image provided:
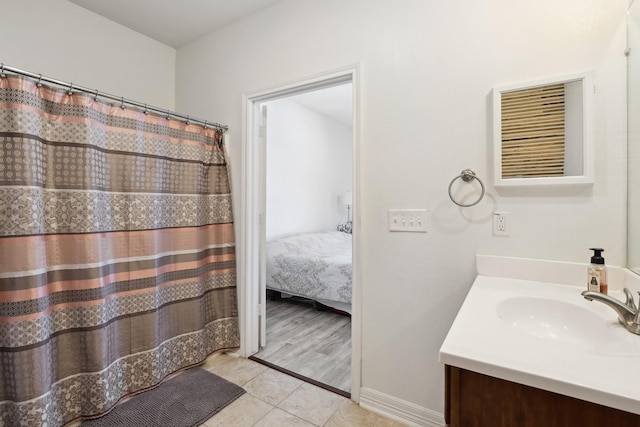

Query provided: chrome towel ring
[448,169,485,207]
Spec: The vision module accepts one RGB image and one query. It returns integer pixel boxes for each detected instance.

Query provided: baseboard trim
[359,387,445,427]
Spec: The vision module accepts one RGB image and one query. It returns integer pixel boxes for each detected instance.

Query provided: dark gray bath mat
[82,367,245,427]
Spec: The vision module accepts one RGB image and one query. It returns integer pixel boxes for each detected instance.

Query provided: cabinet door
[445,365,640,427]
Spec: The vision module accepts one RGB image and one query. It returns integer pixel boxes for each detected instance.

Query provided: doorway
[241,67,361,401]
[252,83,353,395]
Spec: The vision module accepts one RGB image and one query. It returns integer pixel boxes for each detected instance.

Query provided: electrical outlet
[389,209,427,232]
[493,212,510,236]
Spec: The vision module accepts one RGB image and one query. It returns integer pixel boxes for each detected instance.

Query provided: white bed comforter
[265,231,352,307]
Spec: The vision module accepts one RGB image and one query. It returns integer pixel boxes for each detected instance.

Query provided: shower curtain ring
[143,104,148,115]
[165,110,171,120]
[186,115,190,125]
[120,97,125,109]
[93,90,99,101]
[0,64,5,78]
[36,74,43,88]
[203,120,208,129]
[67,83,74,96]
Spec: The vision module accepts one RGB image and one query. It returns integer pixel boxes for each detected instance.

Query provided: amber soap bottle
[587,248,608,294]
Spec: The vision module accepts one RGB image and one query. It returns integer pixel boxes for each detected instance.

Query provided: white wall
[0,0,176,109]
[265,98,352,241]
[175,0,627,419]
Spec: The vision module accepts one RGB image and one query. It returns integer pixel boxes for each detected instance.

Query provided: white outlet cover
[493,212,510,236]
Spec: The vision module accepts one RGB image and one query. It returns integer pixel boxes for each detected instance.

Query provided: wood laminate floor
[252,298,351,393]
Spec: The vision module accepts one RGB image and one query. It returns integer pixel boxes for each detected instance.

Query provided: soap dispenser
[587,248,607,294]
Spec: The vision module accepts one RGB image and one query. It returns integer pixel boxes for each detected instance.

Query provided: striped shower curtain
[0,75,240,426]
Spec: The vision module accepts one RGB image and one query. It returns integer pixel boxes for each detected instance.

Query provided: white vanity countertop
[439,274,640,415]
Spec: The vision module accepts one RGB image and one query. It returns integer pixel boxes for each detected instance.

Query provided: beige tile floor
[71,352,404,427]
[200,353,406,427]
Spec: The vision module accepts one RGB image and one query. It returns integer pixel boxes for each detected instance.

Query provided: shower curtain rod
[0,63,228,132]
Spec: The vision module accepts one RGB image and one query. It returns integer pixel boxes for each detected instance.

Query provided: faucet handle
[623,288,637,312]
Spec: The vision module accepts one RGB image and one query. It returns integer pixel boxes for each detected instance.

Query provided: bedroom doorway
[252,82,353,395]
[241,67,360,400]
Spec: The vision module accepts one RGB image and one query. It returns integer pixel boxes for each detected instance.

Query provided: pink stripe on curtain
[0,75,240,426]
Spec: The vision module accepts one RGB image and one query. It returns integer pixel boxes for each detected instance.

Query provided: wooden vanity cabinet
[445,365,640,427]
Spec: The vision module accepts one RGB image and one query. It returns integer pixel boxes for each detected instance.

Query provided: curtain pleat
[0,75,240,427]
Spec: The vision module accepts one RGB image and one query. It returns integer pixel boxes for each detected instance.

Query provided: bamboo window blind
[500,83,565,179]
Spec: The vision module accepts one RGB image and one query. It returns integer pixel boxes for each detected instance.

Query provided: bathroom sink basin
[496,297,611,348]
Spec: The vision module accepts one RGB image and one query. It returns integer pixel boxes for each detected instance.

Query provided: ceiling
[68,0,352,127]
[68,0,284,48]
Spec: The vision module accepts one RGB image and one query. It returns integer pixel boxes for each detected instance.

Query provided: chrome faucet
[581,288,640,335]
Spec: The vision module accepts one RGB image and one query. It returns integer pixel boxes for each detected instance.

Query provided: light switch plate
[389,209,428,232]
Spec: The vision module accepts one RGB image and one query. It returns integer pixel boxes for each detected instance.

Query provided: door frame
[239,65,362,402]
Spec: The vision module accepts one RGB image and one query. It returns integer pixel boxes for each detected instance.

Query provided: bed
[265,231,352,314]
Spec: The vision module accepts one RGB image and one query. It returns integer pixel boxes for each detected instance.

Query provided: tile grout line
[203,354,351,427]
